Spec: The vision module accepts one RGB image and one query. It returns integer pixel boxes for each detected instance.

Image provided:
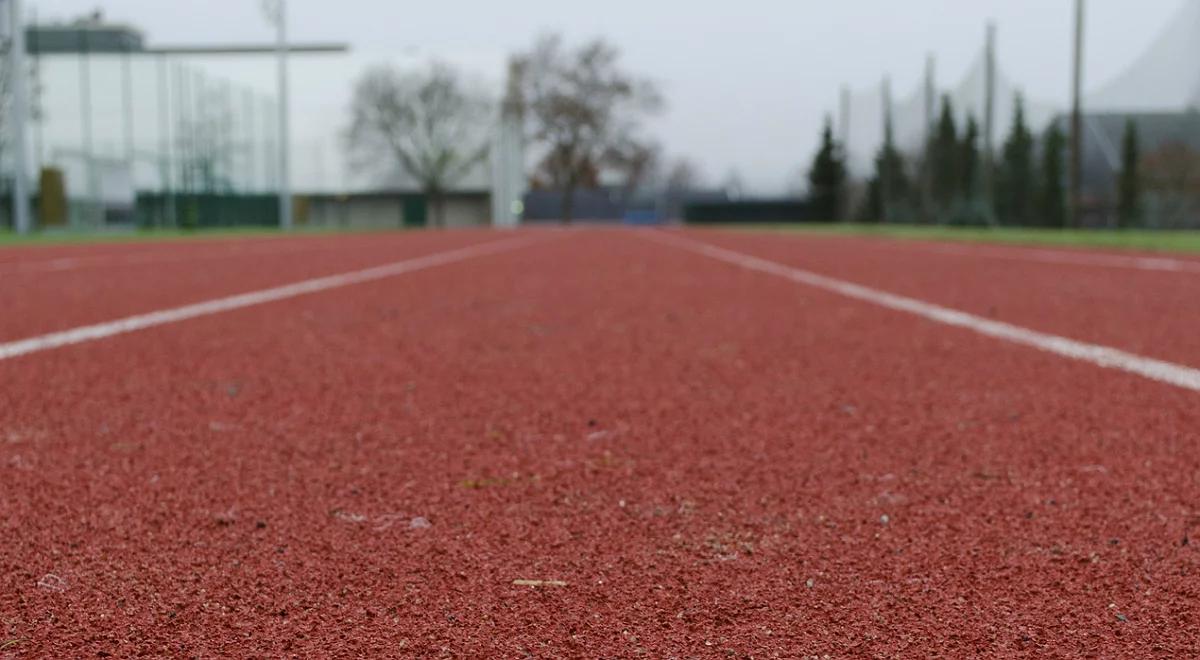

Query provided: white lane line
[903,241,1200,274]
[645,230,1200,393]
[736,230,1200,274]
[0,235,547,362]
[1,240,356,274]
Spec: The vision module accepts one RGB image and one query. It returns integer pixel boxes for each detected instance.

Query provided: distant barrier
[135,193,280,229]
[684,199,823,224]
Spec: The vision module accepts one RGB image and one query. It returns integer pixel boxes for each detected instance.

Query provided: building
[27,18,145,54]
[303,190,492,229]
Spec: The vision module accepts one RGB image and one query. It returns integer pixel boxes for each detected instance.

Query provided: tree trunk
[561,184,575,225]
[429,189,445,229]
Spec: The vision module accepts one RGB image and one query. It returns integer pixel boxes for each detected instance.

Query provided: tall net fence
[839,1,1200,227]
[25,51,280,228]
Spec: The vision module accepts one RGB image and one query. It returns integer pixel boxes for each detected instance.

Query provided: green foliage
[1117,119,1142,228]
[995,96,1036,225]
[808,117,847,221]
[959,116,980,201]
[944,115,991,226]
[1037,123,1066,228]
[929,96,960,211]
[727,223,1200,254]
[862,120,912,223]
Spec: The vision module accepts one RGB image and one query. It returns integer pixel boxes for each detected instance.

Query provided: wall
[305,192,491,229]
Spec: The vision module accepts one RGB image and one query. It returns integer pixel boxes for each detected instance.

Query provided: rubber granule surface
[1,229,1198,657]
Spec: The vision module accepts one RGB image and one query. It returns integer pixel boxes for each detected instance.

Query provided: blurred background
[0,0,1196,232]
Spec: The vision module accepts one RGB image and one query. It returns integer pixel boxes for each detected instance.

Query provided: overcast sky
[26,0,1188,193]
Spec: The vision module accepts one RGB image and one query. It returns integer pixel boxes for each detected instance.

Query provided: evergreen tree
[929,96,960,214]
[959,116,980,201]
[808,116,847,221]
[1037,123,1066,228]
[996,95,1035,225]
[865,121,911,223]
[1117,119,1142,228]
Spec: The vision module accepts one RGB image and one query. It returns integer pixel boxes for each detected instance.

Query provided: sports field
[2,228,1199,656]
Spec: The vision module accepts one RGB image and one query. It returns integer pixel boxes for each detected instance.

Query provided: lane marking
[732,230,1200,274]
[645,230,1200,393]
[0,239,373,275]
[0,234,548,362]
[899,241,1200,274]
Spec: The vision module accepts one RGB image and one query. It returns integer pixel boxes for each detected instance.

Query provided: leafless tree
[346,62,492,228]
[721,169,746,200]
[177,86,235,194]
[509,34,662,223]
[664,158,702,194]
[659,157,702,220]
[606,139,660,205]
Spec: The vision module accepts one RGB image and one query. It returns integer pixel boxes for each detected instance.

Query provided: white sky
[25,0,1188,194]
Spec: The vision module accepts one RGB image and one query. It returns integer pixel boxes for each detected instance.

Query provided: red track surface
[2,229,1198,657]
[0,231,506,341]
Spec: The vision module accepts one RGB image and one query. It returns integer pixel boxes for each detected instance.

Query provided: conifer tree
[1116,119,1142,228]
[1037,123,1066,228]
[808,117,847,221]
[996,95,1035,225]
[930,96,959,213]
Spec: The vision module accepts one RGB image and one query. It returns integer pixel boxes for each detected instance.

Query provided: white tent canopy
[841,0,1200,178]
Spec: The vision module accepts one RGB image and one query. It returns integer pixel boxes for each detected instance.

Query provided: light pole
[5,0,32,234]
[1069,0,1085,228]
[262,0,291,230]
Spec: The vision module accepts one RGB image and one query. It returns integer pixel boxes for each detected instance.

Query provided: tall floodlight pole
[923,54,936,220]
[7,0,32,234]
[881,76,893,224]
[1069,0,1085,228]
[982,21,997,226]
[838,85,851,221]
[263,0,291,229]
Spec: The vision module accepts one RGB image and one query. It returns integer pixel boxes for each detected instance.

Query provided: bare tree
[664,158,702,195]
[178,86,235,194]
[346,62,491,228]
[721,169,746,201]
[605,139,660,205]
[661,157,702,220]
[509,34,661,223]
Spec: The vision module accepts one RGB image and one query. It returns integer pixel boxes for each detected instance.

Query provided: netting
[842,1,1200,179]
[1085,0,1200,111]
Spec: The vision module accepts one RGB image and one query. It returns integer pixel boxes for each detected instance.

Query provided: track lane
[2,229,1198,656]
[695,228,1200,369]
[0,230,525,342]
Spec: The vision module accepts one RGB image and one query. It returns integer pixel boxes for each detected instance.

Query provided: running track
[2,228,1198,657]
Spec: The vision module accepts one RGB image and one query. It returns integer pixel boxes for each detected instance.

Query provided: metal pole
[79,25,97,225]
[175,62,187,197]
[881,76,893,224]
[193,68,205,192]
[261,94,274,190]
[1069,0,1085,228]
[157,53,175,227]
[28,3,42,181]
[8,0,32,233]
[275,0,292,229]
[220,78,233,191]
[243,87,256,192]
[923,53,935,221]
[122,47,134,178]
[840,86,849,220]
[982,21,997,226]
